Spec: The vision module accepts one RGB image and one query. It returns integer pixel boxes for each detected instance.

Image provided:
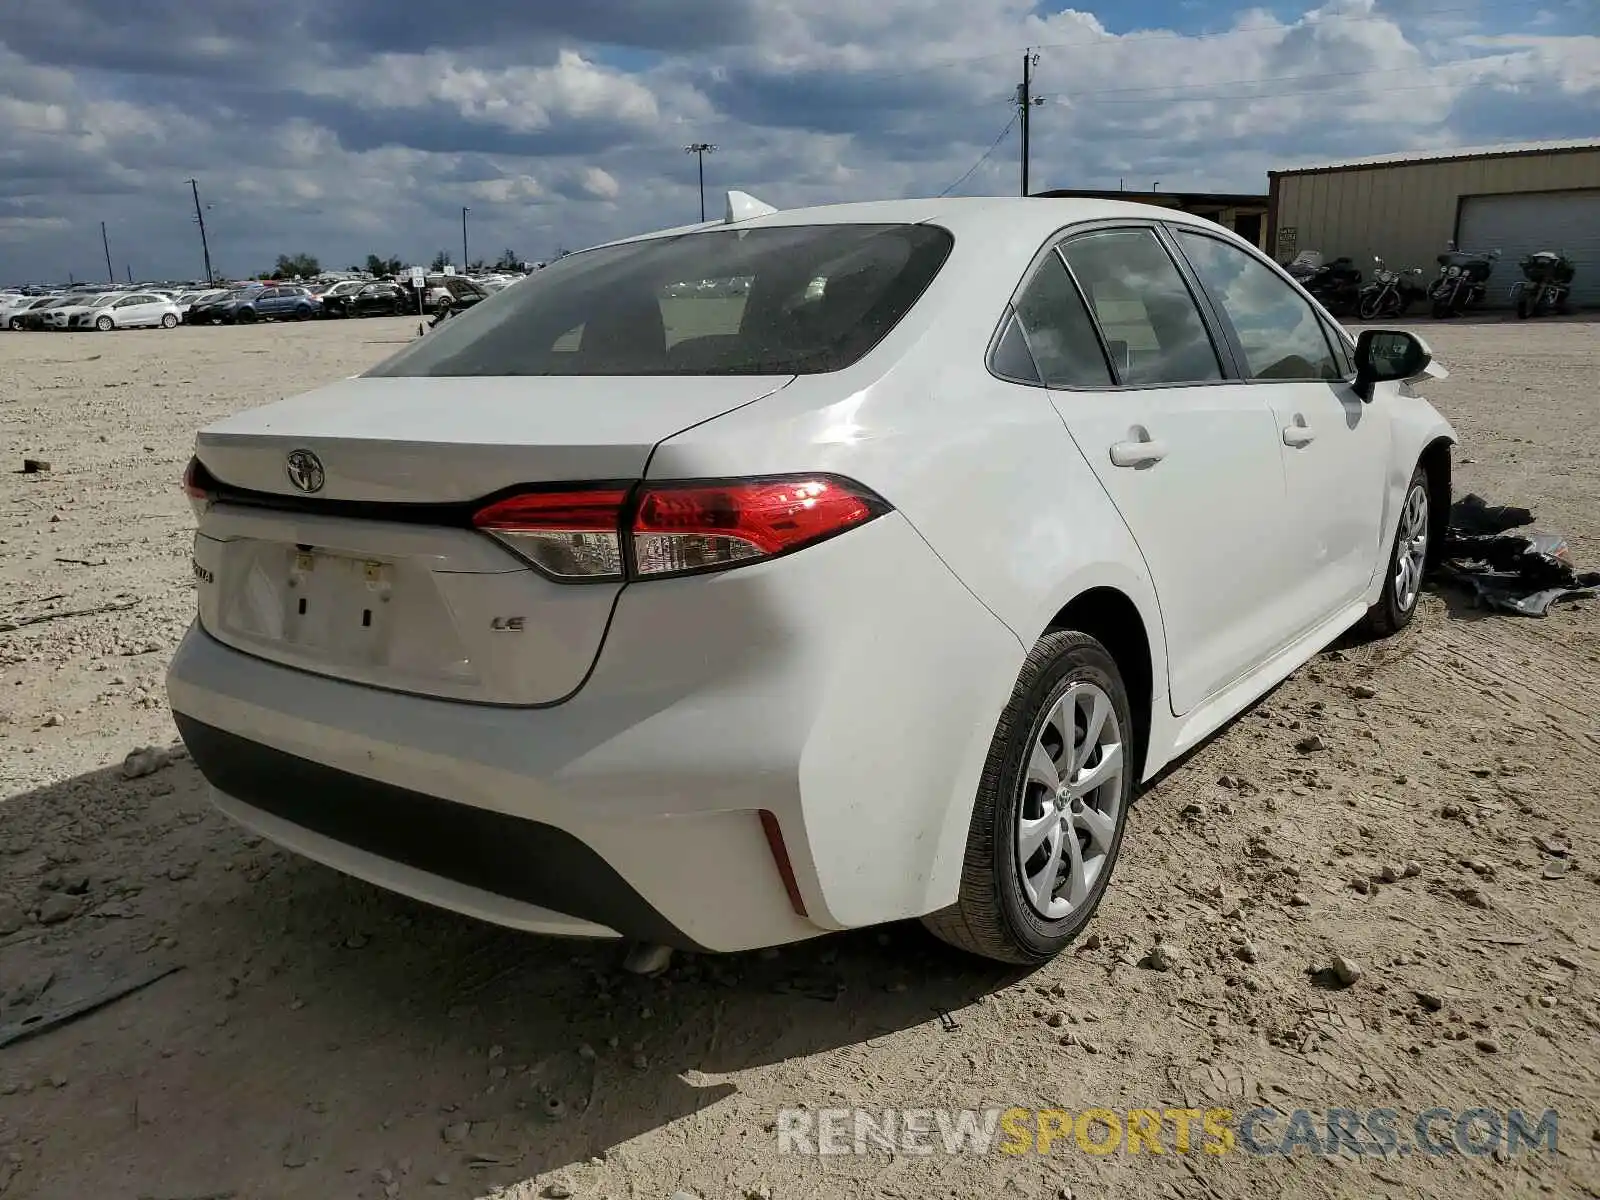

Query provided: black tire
[923,630,1135,965]
[296,305,313,321]
[95,315,114,332]
[1363,465,1432,637]
[1516,291,1533,319]
[160,313,178,329]
[1358,293,1383,321]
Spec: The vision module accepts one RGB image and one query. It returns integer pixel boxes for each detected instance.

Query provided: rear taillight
[471,475,888,583]
[472,489,629,581]
[182,456,211,502]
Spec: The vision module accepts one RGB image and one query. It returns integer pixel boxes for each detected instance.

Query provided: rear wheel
[923,631,1134,964]
[1364,466,1431,637]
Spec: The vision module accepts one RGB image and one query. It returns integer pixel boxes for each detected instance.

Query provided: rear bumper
[166,512,1024,951]
[175,714,697,946]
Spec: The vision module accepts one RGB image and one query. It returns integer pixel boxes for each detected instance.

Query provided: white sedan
[167,193,1453,963]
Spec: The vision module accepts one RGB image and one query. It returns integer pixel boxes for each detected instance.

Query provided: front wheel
[1364,466,1431,637]
[160,313,178,329]
[95,315,114,332]
[1358,292,1383,321]
[923,631,1134,965]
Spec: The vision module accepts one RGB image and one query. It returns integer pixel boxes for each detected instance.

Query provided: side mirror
[1354,328,1433,401]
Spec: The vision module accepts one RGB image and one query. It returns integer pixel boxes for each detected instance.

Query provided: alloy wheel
[1016,681,1124,920]
[1393,482,1429,613]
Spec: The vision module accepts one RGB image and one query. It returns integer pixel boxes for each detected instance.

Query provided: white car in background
[44,292,124,329]
[168,193,1454,963]
[73,292,183,330]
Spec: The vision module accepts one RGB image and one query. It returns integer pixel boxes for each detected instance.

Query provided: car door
[119,294,159,326]
[1171,228,1390,627]
[1026,224,1298,716]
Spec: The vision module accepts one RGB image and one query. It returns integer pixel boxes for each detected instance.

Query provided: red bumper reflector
[759,810,808,918]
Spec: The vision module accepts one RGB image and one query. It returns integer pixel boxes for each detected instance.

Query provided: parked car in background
[72,292,183,330]
[186,288,263,324]
[322,281,404,319]
[172,289,227,317]
[169,195,1455,964]
[311,280,369,309]
[43,293,124,330]
[6,296,71,330]
[238,285,321,322]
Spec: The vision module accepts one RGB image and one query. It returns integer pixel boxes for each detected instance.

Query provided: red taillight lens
[632,478,879,578]
[470,476,886,583]
[472,488,628,581]
[182,456,210,501]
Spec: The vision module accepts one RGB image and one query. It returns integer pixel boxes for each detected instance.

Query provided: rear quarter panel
[646,219,1173,913]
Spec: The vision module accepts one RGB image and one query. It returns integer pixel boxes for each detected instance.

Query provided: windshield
[367,223,953,378]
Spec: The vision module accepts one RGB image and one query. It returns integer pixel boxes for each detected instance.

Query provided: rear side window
[1174,230,1341,382]
[1008,252,1112,388]
[1058,229,1222,387]
[366,224,954,377]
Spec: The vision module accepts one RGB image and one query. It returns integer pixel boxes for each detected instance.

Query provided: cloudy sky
[1,0,1595,283]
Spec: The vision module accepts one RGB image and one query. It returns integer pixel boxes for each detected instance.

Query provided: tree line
[262,248,527,279]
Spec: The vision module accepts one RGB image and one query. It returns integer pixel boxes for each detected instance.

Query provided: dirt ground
[2,315,1598,1200]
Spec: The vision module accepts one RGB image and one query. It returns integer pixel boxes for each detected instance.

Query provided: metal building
[1267,139,1600,308]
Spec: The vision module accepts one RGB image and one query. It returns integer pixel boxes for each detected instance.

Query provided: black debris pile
[1438,493,1599,617]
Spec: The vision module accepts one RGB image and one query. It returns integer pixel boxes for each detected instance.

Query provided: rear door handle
[1282,421,1316,448]
[1109,438,1169,468]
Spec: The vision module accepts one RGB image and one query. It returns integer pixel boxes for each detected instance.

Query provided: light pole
[187,179,214,284]
[684,143,717,222]
[461,207,470,270]
[101,221,115,286]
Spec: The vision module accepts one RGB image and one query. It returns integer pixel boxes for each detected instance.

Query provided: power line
[939,114,1018,196]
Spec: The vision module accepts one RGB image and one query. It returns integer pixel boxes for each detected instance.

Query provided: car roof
[594,195,1233,252]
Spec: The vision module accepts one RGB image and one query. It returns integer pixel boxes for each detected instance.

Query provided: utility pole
[101,222,115,286]
[685,143,717,221]
[188,179,214,284]
[1016,50,1043,197]
[462,207,470,269]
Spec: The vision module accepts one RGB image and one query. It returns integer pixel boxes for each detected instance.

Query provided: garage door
[1457,190,1600,309]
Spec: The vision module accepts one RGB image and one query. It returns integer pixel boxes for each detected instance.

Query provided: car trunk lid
[190,374,792,704]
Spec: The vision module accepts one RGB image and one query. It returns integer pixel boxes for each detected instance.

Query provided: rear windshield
[365,223,953,377]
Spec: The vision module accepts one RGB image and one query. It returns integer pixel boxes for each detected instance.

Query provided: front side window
[1175,230,1341,382]
[1058,229,1222,387]
[366,223,954,378]
[1009,252,1112,388]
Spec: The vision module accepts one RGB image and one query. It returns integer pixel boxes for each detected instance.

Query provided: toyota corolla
[167,193,1453,963]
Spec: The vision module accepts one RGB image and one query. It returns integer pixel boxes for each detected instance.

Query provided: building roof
[1032,187,1267,208]
[1272,137,1600,176]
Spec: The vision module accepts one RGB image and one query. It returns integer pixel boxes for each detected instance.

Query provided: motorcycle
[1286,251,1363,316]
[1429,241,1500,318]
[1509,250,1574,319]
[1358,257,1428,319]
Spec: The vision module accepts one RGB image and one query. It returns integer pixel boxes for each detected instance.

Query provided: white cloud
[579,167,620,200]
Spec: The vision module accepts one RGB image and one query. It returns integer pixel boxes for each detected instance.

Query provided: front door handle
[1109,436,1169,468]
[1282,420,1317,448]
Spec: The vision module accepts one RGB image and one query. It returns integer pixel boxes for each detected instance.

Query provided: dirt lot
[2,316,1598,1200]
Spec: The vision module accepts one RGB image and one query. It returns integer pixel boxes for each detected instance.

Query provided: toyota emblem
[285,449,325,494]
